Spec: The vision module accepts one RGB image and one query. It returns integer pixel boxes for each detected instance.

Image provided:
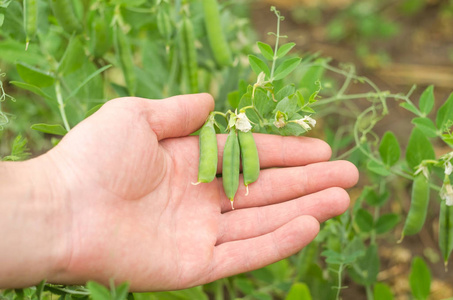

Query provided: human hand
[10,94,359,291]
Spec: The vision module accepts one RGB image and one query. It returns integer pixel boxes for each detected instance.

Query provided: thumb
[143,93,214,140]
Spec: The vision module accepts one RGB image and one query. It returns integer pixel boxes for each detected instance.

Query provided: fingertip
[339,160,360,188]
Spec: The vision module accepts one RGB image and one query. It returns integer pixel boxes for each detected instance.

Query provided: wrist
[0,155,70,288]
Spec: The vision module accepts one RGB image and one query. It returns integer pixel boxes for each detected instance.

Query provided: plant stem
[55,80,71,132]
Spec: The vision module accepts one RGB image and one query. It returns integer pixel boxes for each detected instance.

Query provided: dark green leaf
[375,213,400,234]
[16,62,55,88]
[31,123,68,136]
[273,57,301,81]
[419,85,434,116]
[409,257,431,300]
[436,92,453,131]
[405,127,435,170]
[277,42,296,58]
[285,282,312,300]
[355,208,374,233]
[257,42,274,60]
[374,283,394,300]
[412,117,438,137]
[86,281,111,300]
[379,131,400,167]
[248,55,270,77]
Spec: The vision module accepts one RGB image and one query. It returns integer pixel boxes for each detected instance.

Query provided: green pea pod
[90,16,112,58]
[197,117,217,183]
[222,129,240,209]
[157,7,172,42]
[238,130,260,193]
[179,15,198,94]
[49,0,82,34]
[439,201,453,268]
[114,26,137,96]
[23,0,38,49]
[400,174,430,240]
[202,0,232,67]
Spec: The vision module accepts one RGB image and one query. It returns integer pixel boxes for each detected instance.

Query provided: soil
[251,1,453,299]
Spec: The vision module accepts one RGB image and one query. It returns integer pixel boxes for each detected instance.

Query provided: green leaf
[31,123,68,136]
[2,134,30,161]
[355,208,374,233]
[257,41,274,60]
[85,104,104,119]
[16,62,55,88]
[275,84,296,101]
[86,281,111,300]
[419,85,434,116]
[227,90,239,109]
[274,96,298,119]
[235,278,255,295]
[412,117,438,137]
[248,55,270,78]
[277,42,296,58]
[400,101,420,116]
[409,257,431,300]
[273,57,301,81]
[114,282,130,300]
[285,282,312,300]
[348,244,380,286]
[405,127,435,170]
[367,160,391,176]
[379,131,400,167]
[254,88,276,118]
[9,81,54,100]
[374,283,394,300]
[436,92,453,131]
[58,36,85,76]
[375,213,400,234]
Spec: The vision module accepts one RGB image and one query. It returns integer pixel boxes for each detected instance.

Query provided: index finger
[215,134,332,171]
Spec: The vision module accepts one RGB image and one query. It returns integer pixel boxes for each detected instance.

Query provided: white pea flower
[444,160,452,176]
[441,182,453,206]
[273,112,286,128]
[414,164,430,179]
[235,112,252,132]
[295,115,317,131]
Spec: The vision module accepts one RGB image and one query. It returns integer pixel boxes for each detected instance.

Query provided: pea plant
[1,0,453,299]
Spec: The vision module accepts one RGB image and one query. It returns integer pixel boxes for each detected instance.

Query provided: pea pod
[179,15,198,94]
[49,0,82,34]
[202,0,232,67]
[23,0,38,49]
[400,174,430,240]
[238,130,260,194]
[196,116,217,183]
[222,128,240,209]
[439,201,453,268]
[114,26,137,96]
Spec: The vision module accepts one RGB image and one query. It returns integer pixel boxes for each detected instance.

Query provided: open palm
[47,94,358,291]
